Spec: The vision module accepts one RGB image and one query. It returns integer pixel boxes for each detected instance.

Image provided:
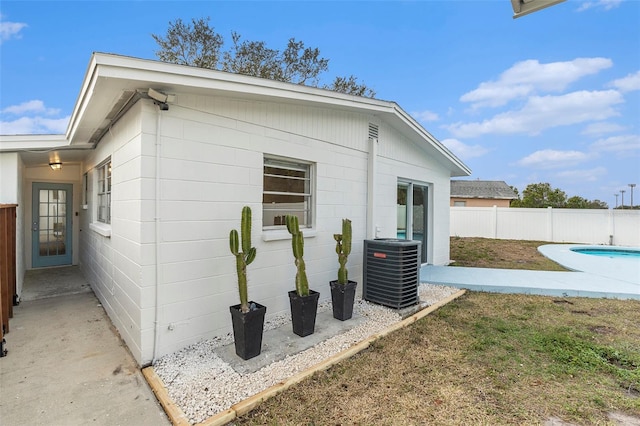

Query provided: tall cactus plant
[229,206,257,313]
[285,215,309,297]
[334,218,352,284]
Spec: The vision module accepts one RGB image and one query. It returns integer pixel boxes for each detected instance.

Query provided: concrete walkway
[0,267,169,426]
[421,244,640,300]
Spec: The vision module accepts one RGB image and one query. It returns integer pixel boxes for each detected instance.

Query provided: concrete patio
[421,244,640,300]
[0,266,169,426]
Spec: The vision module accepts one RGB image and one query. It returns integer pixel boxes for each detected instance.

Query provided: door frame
[397,180,430,264]
[31,182,73,268]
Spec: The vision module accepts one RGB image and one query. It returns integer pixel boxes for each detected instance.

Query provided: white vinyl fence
[451,207,640,247]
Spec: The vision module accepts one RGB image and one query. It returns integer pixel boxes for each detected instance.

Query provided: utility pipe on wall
[152,104,163,364]
[367,136,378,239]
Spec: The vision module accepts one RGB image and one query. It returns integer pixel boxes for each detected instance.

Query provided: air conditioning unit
[363,239,421,309]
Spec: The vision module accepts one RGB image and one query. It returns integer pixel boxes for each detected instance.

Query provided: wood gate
[0,204,18,356]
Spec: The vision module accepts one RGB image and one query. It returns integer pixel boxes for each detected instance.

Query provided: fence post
[608,209,615,245]
[492,205,498,239]
[547,207,553,242]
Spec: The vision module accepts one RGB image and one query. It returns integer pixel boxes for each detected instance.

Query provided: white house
[0,53,470,365]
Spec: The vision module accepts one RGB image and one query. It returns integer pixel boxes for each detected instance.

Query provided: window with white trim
[97,159,111,224]
[453,201,466,207]
[263,156,313,229]
[82,172,88,206]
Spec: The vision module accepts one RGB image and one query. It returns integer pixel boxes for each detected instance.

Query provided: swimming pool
[570,247,640,258]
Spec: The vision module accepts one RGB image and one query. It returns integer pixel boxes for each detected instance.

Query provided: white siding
[78,94,456,365]
[80,101,151,364]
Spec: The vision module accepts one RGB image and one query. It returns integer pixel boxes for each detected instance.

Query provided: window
[453,201,466,207]
[97,159,111,224]
[263,157,312,228]
[82,172,88,207]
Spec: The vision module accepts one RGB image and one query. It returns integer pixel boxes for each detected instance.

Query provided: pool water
[571,248,640,258]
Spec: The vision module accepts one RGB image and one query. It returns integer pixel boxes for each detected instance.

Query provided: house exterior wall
[450,197,511,207]
[79,101,152,365]
[374,123,453,266]
[78,95,455,365]
[150,94,371,362]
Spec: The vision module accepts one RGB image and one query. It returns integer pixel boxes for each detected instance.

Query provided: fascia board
[0,134,69,152]
[92,53,391,113]
[66,54,101,144]
[74,53,472,178]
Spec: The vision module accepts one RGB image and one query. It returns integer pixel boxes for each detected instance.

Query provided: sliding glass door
[397,182,428,263]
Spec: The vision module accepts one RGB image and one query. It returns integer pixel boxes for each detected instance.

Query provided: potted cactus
[286,215,320,337]
[330,218,358,321]
[229,206,266,360]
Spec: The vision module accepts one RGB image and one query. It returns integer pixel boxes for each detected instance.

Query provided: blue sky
[1,0,639,206]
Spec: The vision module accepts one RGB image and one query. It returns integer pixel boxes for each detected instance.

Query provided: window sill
[262,228,317,242]
[90,222,111,238]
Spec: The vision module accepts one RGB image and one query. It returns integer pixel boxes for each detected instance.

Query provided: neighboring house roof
[0,53,471,177]
[451,180,517,200]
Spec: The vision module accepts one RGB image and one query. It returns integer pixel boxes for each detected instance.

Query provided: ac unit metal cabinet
[363,239,421,309]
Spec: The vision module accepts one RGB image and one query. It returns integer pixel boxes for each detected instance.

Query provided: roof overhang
[2,53,471,176]
[511,0,565,18]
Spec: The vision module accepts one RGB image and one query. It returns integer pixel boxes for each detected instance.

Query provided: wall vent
[368,123,379,140]
[363,239,421,309]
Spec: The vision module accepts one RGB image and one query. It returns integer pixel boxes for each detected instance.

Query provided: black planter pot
[330,280,357,321]
[288,290,320,337]
[229,302,266,360]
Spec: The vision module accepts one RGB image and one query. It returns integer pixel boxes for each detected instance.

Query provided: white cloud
[517,149,590,169]
[0,15,27,44]
[607,70,640,93]
[554,167,607,183]
[590,134,640,153]
[447,89,623,138]
[0,116,69,135]
[581,122,626,136]
[411,110,439,122]
[2,100,60,116]
[577,0,622,12]
[459,58,612,109]
[0,99,68,134]
[441,138,489,160]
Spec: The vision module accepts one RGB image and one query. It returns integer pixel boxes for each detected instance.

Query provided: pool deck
[421,244,640,300]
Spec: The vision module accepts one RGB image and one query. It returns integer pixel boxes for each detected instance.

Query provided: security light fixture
[511,0,566,18]
[49,162,62,170]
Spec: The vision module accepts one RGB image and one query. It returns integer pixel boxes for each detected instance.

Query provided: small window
[82,172,88,206]
[453,200,466,207]
[263,157,312,228]
[97,159,111,224]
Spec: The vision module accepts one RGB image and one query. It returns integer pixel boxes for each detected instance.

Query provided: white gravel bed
[153,283,459,424]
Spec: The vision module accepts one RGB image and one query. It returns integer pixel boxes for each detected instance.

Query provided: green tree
[326,75,376,98]
[151,17,223,69]
[586,199,608,209]
[511,183,609,209]
[153,17,375,97]
[566,195,589,209]
[520,183,567,208]
[509,186,522,207]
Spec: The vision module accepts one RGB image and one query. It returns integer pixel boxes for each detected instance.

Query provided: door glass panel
[38,189,66,257]
[413,185,427,263]
[398,182,428,263]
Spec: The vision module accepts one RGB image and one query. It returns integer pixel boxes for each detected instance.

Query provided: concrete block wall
[77,93,457,365]
[80,101,151,364]
[150,95,371,361]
